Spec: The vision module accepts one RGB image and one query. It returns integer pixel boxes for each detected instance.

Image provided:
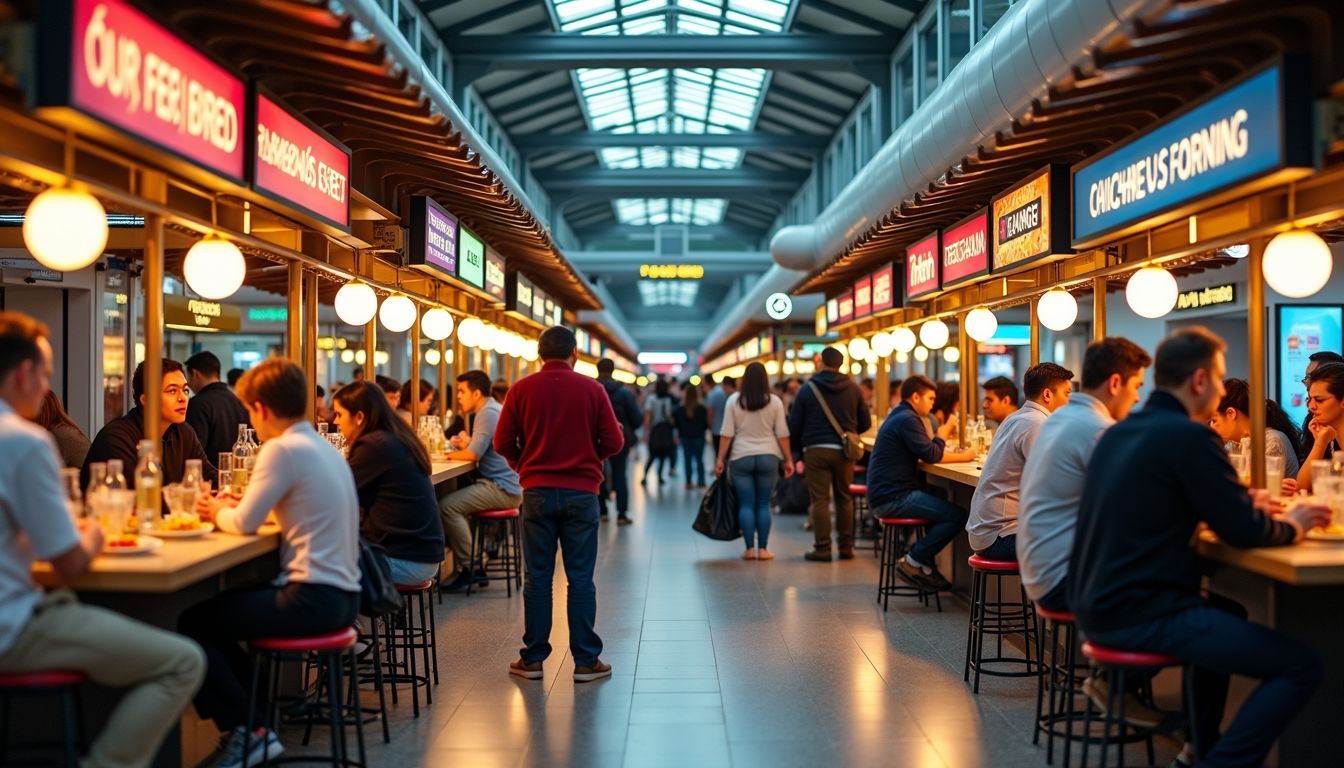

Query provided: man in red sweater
[494,326,624,682]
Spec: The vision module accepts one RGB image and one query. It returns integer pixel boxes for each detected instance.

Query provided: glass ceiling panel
[637,280,701,307]
[614,198,726,226]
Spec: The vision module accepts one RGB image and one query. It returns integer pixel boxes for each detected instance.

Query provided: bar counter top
[431,459,476,484]
[1198,532,1344,586]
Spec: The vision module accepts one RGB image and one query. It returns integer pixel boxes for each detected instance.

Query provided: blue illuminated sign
[1072,60,1312,247]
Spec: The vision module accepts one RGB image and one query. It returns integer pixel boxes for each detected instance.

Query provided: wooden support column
[304,271,318,423]
[1029,297,1041,366]
[874,356,889,420]
[364,319,377,379]
[286,262,302,359]
[409,307,422,424]
[1093,276,1108,341]
[142,212,164,442]
[1248,238,1267,488]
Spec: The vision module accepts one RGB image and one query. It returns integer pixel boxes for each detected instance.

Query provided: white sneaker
[197,726,284,768]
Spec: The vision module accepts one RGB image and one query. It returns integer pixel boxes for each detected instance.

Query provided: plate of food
[154,513,214,538]
[102,535,164,555]
[1306,524,1344,542]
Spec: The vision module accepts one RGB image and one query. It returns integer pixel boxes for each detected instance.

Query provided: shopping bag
[693,474,741,541]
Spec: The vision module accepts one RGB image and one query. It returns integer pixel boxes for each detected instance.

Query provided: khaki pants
[804,447,855,554]
[0,590,205,768]
[439,479,524,576]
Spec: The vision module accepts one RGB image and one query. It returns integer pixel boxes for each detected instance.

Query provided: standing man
[981,376,1020,425]
[494,327,623,682]
[597,359,641,525]
[226,368,245,391]
[705,375,735,448]
[185,351,250,460]
[965,363,1074,561]
[789,347,872,561]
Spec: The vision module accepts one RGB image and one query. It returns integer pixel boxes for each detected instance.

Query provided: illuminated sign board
[165,295,240,333]
[251,93,350,230]
[941,209,990,288]
[765,292,793,321]
[531,285,547,323]
[406,196,458,277]
[992,165,1071,273]
[485,248,506,302]
[853,276,872,319]
[1278,304,1344,426]
[247,307,287,322]
[457,227,485,289]
[40,0,247,181]
[905,233,940,300]
[870,265,894,312]
[509,273,535,318]
[640,264,704,279]
[837,289,855,324]
[816,306,828,337]
[826,298,839,324]
[1174,283,1237,311]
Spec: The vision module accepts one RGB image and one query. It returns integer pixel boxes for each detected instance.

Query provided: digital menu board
[509,273,534,318]
[407,196,458,277]
[853,276,872,319]
[485,248,506,302]
[991,165,1071,274]
[1277,304,1343,427]
[941,209,990,288]
[905,233,940,300]
[870,265,895,313]
[457,227,485,289]
[252,93,351,231]
[837,289,855,324]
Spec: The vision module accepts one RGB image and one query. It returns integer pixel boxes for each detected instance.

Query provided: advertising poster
[1278,304,1343,426]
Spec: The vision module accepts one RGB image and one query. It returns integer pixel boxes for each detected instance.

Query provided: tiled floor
[281,476,1174,767]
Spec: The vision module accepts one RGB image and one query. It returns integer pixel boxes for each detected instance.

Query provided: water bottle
[135,440,162,531]
[86,462,107,504]
[232,424,254,496]
[103,459,126,494]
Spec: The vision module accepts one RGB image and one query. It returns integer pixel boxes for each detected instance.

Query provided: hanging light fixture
[182,235,246,300]
[379,293,416,333]
[891,327,918,354]
[1037,288,1078,331]
[522,340,538,362]
[340,349,355,364]
[895,351,909,364]
[943,347,961,363]
[354,349,367,365]
[456,317,483,348]
[919,319,949,349]
[374,350,390,366]
[425,348,441,366]
[871,332,894,358]
[782,360,796,375]
[477,324,499,352]
[334,281,378,326]
[964,307,998,342]
[421,308,455,341]
[23,185,108,272]
[913,346,929,362]
[1264,229,1332,298]
[847,335,870,360]
[1125,266,1179,318]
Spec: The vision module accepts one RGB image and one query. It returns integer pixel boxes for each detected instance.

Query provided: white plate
[1306,530,1344,542]
[101,536,164,555]
[153,523,215,539]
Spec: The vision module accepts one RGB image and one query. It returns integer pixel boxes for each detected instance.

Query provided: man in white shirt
[966,363,1074,560]
[0,311,205,768]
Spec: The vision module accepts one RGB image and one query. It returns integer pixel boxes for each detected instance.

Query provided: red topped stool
[469,509,522,597]
[1079,642,1195,768]
[1032,606,1088,767]
[875,517,942,612]
[963,555,1038,693]
[246,627,365,768]
[0,671,86,766]
[382,580,439,719]
[848,483,880,552]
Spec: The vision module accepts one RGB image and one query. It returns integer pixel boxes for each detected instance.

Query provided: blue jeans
[975,534,1017,562]
[1083,597,1321,768]
[730,454,780,549]
[386,557,440,586]
[871,490,968,565]
[519,488,603,667]
[682,439,706,486]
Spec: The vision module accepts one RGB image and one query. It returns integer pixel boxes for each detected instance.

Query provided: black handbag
[358,539,405,618]
[693,470,741,541]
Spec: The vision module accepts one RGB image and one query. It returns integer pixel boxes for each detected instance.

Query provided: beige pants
[0,590,206,768]
[439,478,523,577]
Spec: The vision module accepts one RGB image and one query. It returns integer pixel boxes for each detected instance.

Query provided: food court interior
[3,0,1344,767]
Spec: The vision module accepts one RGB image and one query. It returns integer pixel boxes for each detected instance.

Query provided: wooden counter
[431,459,476,484]
[920,461,982,487]
[1198,533,1344,586]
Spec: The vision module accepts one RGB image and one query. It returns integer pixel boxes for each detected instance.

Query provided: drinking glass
[1265,455,1286,495]
[1312,459,1333,492]
[90,489,134,539]
[317,422,330,434]
[61,468,83,521]
[1229,453,1250,486]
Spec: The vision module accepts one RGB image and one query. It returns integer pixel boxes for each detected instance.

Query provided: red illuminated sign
[252,93,350,230]
[853,276,872,319]
[941,209,990,288]
[837,289,855,324]
[42,0,247,181]
[871,265,894,312]
[905,233,941,300]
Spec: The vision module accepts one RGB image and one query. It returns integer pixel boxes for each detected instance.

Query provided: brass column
[142,213,164,441]
[1092,276,1108,341]
[874,356,889,422]
[1248,238,1267,488]
[410,307,422,425]
[437,339,449,420]
[1029,297,1041,366]
[364,319,377,380]
[286,262,302,359]
[304,271,318,423]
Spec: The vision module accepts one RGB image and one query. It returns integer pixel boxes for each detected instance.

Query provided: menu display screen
[485,248,506,301]
[905,233,940,300]
[457,227,485,289]
[1277,304,1343,426]
[853,276,872,319]
[870,265,894,312]
[407,196,458,276]
[992,165,1070,273]
[837,289,855,324]
[941,209,989,287]
[253,94,350,230]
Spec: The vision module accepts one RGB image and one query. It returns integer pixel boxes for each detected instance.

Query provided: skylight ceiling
[614,198,726,225]
[637,279,701,307]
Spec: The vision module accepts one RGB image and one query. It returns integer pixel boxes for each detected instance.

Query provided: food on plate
[107,534,140,548]
[1314,523,1344,536]
[160,512,205,532]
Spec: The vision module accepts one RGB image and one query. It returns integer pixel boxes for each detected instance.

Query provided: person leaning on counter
[81,358,217,490]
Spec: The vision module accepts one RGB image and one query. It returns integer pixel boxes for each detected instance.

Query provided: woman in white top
[716,362,794,560]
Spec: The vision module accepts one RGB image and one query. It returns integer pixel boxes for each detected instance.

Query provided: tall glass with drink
[134,440,162,531]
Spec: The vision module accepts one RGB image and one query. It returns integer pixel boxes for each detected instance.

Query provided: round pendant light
[782,360,796,375]
[871,332,894,358]
[847,335,871,360]
[23,186,108,272]
[1264,229,1332,298]
[891,327,918,354]
[421,308,455,341]
[913,346,929,362]
[919,319,950,350]
[895,351,909,364]
[1037,288,1078,331]
[182,235,246,300]
[334,281,378,326]
[379,293,416,333]
[354,349,367,365]
[340,349,355,364]
[456,317,483,348]
[943,347,961,363]
[477,324,499,352]
[374,350,390,366]
[1125,266,1179,319]
[425,348,441,366]
[964,307,998,342]
[522,340,539,362]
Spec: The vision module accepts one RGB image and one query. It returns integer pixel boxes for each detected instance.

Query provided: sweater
[787,371,871,459]
[866,402,944,507]
[185,381,251,460]
[347,430,446,564]
[82,406,217,490]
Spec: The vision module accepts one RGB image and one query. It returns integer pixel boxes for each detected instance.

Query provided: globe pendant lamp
[964,307,998,342]
[1264,229,1332,298]
[919,319,950,349]
[943,346,961,363]
[523,340,539,362]
[379,293,416,333]
[477,324,499,352]
[334,281,378,326]
[913,346,929,362]
[421,307,455,341]
[895,351,909,364]
[425,348,441,366]
[1037,288,1078,331]
[871,331,894,358]
[1125,266,1179,319]
[891,327,918,354]
[456,317,483,348]
[847,335,870,360]
[183,235,246,300]
[24,185,108,271]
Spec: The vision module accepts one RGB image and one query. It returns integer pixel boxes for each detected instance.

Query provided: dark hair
[456,370,491,396]
[1307,362,1344,401]
[491,379,509,403]
[739,361,771,411]
[36,389,83,434]
[236,358,308,419]
[333,381,430,474]
[375,375,400,395]
[227,368,245,387]
[683,384,700,414]
[1154,327,1225,389]
[184,351,222,379]
[1081,337,1152,390]
[860,377,874,388]
[133,359,186,405]
[933,382,960,418]
[1023,363,1074,400]
[398,379,435,410]
[654,378,670,398]
[597,358,615,376]
[539,326,577,360]
[0,311,49,382]
[901,375,936,400]
[982,375,1020,406]
[1219,378,1305,461]
[351,367,364,378]
[889,378,904,398]
[820,347,844,370]
[723,376,736,389]
[1309,351,1344,367]
[315,384,326,399]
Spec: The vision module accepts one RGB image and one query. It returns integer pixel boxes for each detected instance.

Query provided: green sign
[248,307,288,322]
[457,227,485,289]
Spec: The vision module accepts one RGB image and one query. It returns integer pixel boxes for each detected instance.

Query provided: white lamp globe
[379,293,416,333]
[340,349,355,364]
[871,332,894,357]
[182,235,246,300]
[24,186,108,271]
[421,308,455,340]
[334,281,378,326]
[507,334,525,358]
[783,360,796,375]
[943,347,961,363]
[522,340,539,362]
[1264,229,1333,298]
[445,349,455,364]
[354,349,367,365]
[456,317,483,348]
[919,319,950,349]
[477,324,499,352]
[1037,288,1078,331]
[847,336,870,360]
[965,308,998,342]
[892,327,918,354]
[1125,266,1179,318]
[765,360,780,376]
[374,350,389,366]
[913,346,929,362]
[425,348,441,366]
[895,351,909,364]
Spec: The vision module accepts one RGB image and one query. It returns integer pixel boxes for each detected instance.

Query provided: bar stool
[347,621,390,745]
[876,516,942,611]
[1034,606,1087,767]
[0,670,85,766]
[848,483,879,551]
[963,555,1038,693]
[383,580,438,718]
[1080,642,1196,768]
[468,509,522,597]
[246,627,365,768]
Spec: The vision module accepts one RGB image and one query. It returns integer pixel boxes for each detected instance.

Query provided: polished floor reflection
[282,478,1129,767]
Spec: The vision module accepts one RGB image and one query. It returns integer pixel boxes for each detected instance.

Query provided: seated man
[82,359,216,489]
[866,375,976,589]
[438,370,523,593]
[1070,327,1327,766]
[0,311,205,768]
[185,350,250,459]
[966,363,1074,561]
[981,375,1020,425]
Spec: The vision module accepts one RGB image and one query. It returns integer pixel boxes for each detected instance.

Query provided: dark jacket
[81,406,217,489]
[186,381,251,460]
[787,370,871,460]
[866,403,945,507]
[599,376,642,449]
[1069,391,1298,634]
[672,404,709,443]
[347,430,445,565]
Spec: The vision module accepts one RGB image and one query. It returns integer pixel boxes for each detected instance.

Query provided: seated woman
[1299,362,1344,491]
[1210,378,1303,479]
[35,389,90,468]
[333,380,445,585]
[396,379,436,425]
[181,359,361,768]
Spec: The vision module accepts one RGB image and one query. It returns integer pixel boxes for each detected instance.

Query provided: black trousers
[179,582,359,731]
[604,445,631,514]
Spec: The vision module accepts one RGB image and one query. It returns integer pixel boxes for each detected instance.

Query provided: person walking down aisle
[185,351,250,459]
[965,363,1074,561]
[494,326,624,683]
[716,362,793,561]
[705,375,735,447]
[597,359,641,525]
[642,379,676,485]
[790,347,871,561]
[0,312,205,768]
[1070,328,1328,768]
[674,384,710,489]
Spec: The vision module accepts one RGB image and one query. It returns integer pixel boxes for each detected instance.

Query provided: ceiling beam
[513,131,828,153]
[437,0,538,36]
[535,167,808,192]
[798,0,902,36]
